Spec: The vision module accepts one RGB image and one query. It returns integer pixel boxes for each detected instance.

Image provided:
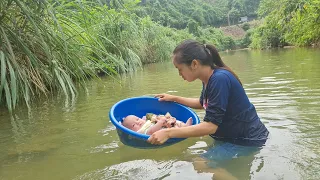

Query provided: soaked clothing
[201,142,261,168]
[200,69,269,146]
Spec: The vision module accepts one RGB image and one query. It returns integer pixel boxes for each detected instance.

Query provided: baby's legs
[185,117,193,126]
[175,117,193,127]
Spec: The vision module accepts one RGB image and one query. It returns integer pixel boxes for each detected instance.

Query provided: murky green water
[1,48,320,180]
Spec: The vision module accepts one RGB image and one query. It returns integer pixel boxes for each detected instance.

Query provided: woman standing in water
[148,39,269,163]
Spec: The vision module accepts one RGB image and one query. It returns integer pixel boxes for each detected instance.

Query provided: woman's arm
[167,121,217,138]
[156,94,203,109]
[147,122,218,144]
[174,96,203,109]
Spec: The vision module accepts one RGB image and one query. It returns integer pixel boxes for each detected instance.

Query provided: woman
[148,39,269,152]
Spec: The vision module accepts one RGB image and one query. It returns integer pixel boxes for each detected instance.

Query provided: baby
[122,112,193,135]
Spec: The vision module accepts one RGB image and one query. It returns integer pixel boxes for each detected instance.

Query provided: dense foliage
[134,0,261,28]
[250,0,320,49]
[0,0,191,111]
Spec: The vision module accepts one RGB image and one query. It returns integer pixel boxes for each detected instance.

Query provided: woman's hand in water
[155,93,176,102]
[147,129,170,145]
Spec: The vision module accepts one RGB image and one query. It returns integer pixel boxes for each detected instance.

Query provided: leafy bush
[252,0,320,47]
[242,23,250,31]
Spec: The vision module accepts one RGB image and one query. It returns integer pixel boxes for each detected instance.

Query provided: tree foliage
[134,0,261,28]
[250,0,320,48]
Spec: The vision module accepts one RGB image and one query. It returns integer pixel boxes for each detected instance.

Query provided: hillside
[220,25,246,39]
[220,20,262,39]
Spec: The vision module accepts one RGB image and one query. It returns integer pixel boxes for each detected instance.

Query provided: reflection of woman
[148,39,269,164]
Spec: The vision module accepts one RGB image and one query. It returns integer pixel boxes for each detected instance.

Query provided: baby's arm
[165,117,193,128]
[165,117,176,128]
[146,119,165,135]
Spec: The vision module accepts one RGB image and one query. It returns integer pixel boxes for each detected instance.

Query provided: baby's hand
[157,117,167,126]
[150,115,157,122]
[165,117,176,128]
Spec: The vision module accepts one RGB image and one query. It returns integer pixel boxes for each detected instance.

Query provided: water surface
[1,48,320,180]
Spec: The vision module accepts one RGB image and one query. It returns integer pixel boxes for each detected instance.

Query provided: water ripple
[75,159,213,180]
[90,141,119,154]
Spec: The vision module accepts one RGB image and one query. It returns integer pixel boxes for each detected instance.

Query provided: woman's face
[172,57,198,82]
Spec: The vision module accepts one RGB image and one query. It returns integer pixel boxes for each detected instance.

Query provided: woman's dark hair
[173,39,242,85]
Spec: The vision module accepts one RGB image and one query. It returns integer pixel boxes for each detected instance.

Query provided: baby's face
[123,115,146,131]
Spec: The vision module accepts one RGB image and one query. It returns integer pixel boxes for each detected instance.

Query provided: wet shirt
[200,69,269,146]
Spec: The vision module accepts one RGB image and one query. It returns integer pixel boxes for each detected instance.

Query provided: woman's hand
[155,93,176,102]
[147,129,170,145]
[155,94,203,109]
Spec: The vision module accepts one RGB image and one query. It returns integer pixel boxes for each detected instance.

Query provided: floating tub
[109,96,200,149]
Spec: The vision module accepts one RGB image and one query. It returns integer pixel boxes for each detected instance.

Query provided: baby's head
[122,115,146,131]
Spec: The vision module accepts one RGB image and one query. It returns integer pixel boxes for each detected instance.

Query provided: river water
[0,48,319,180]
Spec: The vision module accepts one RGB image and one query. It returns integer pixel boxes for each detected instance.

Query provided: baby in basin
[122,112,193,135]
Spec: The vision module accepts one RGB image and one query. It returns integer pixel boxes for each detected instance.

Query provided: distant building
[239,16,248,23]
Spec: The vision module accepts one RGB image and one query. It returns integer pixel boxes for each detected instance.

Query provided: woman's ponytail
[205,44,242,86]
[173,39,242,86]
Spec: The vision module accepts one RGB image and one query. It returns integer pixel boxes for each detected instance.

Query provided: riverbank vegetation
[0,0,319,111]
[250,0,320,49]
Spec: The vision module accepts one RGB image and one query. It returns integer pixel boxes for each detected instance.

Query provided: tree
[251,0,320,48]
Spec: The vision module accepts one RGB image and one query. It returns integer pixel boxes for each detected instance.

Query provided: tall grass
[0,0,233,112]
[0,0,182,112]
[0,0,117,112]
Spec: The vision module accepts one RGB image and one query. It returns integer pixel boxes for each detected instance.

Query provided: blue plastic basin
[109,96,200,149]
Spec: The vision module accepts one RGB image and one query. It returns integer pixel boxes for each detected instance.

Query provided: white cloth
[137,120,154,134]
